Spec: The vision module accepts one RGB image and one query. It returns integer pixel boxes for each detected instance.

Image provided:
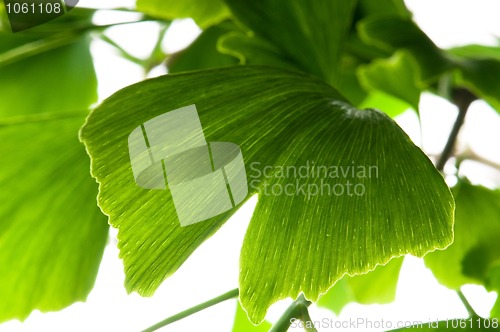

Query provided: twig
[435,88,477,171]
[141,288,239,332]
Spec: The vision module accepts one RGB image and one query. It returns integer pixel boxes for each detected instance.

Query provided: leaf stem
[141,288,239,332]
[435,88,476,171]
[270,294,317,332]
[457,289,479,318]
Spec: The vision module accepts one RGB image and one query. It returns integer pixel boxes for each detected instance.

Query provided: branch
[270,294,317,332]
[459,149,500,172]
[457,289,479,318]
[435,88,482,319]
[435,88,477,171]
[141,288,239,332]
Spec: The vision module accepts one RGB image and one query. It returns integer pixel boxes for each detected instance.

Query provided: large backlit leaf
[218,31,298,71]
[424,180,500,289]
[358,17,453,82]
[80,66,454,323]
[358,50,421,112]
[317,257,403,314]
[222,0,358,86]
[136,0,230,28]
[0,34,107,321]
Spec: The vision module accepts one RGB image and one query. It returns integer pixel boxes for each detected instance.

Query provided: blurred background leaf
[81,65,454,324]
[358,50,421,112]
[0,11,108,322]
[424,180,500,290]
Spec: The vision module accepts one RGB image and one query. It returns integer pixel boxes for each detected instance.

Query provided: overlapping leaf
[0,32,107,321]
[424,180,500,290]
[358,50,421,112]
[358,17,453,82]
[218,31,298,72]
[454,59,500,113]
[357,0,411,19]
[81,65,454,323]
[222,0,358,86]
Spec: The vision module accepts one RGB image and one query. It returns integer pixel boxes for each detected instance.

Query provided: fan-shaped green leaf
[80,65,454,323]
[358,17,453,82]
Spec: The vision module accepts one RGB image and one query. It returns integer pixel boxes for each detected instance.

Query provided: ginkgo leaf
[358,17,453,82]
[222,0,357,86]
[358,50,421,112]
[80,65,454,323]
[357,0,411,19]
[0,32,107,321]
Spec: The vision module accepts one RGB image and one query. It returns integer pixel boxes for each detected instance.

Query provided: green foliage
[358,50,421,111]
[389,318,500,331]
[81,65,454,323]
[223,0,357,86]
[218,31,298,71]
[454,59,500,112]
[358,17,453,82]
[0,30,108,321]
[425,180,500,289]
[232,301,272,332]
[357,0,411,19]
